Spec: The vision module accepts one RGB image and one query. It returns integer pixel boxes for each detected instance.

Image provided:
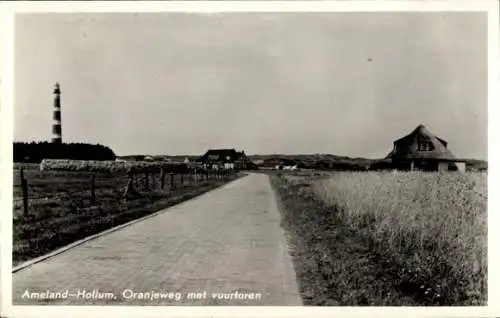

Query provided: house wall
[438,162,449,172]
[393,159,444,171]
[419,160,439,171]
[455,162,466,172]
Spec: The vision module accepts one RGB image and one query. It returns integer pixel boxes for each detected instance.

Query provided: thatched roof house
[198,148,256,170]
[198,149,239,163]
[385,124,465,171]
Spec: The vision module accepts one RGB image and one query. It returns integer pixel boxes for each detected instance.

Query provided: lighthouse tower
[52,82,62,144]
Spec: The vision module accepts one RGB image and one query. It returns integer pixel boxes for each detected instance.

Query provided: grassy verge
[269,172,486,306]
[13,174,243,266]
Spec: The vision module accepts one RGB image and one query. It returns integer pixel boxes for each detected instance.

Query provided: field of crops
[270,170,487,306]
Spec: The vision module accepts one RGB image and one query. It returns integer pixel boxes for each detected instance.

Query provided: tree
[13,141,116,163]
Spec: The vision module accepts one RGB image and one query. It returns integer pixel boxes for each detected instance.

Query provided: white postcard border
[1,1,498,317]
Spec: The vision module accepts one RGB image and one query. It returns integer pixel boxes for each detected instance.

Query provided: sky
[14,12,487,159]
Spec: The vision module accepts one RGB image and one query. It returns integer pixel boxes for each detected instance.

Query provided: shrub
[39,159,198,173]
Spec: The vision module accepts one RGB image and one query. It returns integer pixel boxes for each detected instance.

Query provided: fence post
[170,173,175,189]
[151,171,155,190]
[124,172,138,198]
[160,168,165,190]
[90,173,96,205]
[180,173,184,185]
[144,172,149,191]
[20,168,29,217]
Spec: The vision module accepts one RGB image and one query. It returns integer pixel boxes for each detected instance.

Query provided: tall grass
[312,171,487,304]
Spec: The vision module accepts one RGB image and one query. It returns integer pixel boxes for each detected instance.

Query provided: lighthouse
[52,82,62,144]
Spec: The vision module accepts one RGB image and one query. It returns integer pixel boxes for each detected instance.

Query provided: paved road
[12,173,302,306]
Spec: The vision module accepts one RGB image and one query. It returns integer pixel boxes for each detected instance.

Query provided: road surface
[12,173,302,306]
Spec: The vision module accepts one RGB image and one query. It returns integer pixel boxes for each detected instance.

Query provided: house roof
[198,148,246,163]
[386,125,458,161]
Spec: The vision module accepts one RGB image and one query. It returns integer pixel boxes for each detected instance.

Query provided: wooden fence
[15,166,236,218]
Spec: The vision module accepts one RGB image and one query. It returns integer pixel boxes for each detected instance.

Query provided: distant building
[184,156,190,163]
[253,159,264,165]
[385,124,465,172]
[198,148,256,170]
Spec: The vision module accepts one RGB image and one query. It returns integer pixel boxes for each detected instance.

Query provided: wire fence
[13,166,236,219]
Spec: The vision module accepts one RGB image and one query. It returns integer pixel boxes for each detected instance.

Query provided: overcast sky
[14,12,487,159]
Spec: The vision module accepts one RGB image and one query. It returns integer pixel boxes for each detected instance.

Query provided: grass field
[270,170,487,306]
[13,169,128,220]
[12,165,242,266]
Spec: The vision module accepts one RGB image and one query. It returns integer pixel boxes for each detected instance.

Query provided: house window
[418,142,434,152]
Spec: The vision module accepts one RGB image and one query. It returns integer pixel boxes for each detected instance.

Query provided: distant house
[144,155,155,161]
[124,155,145,161]
[198,148,256,170]
[385,124,466,172]
[184,156,190,163]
